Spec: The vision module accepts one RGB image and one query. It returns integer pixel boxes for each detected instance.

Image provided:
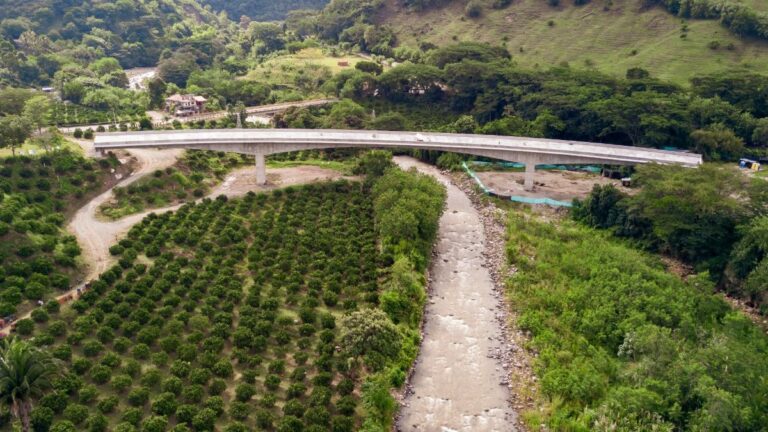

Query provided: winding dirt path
[68,147,183,279]
[395,157,517,431]
[69,152,351,281]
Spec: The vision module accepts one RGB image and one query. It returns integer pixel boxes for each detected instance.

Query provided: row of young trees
[3,157,446,432]
[0,151,119,318]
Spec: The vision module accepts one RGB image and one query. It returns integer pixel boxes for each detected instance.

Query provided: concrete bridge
[94,129,702,190]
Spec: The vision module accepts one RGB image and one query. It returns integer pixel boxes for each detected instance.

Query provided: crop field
[0,152,121,319]
[17,181,383,431]
[100,151,251,220]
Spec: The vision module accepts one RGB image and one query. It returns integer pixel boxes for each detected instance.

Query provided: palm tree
[0,337,60,432]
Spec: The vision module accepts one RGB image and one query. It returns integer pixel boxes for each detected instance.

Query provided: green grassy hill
[375,0,768,84]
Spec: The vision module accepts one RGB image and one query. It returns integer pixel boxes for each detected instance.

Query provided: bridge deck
[95,129,702,167]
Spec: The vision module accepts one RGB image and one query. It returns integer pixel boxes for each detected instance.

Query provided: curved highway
[95,129,702,190]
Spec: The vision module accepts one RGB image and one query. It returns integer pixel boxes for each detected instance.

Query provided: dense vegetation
[648,0,768,41]
[0,150,120,318]
[573,163,768,314]
[269,43,768,161]
[507,210,768,431]
[201,0,329,22]
[2,158,445,432]
[0,0,227,78]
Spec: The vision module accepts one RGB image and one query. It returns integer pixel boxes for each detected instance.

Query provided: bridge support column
[255,152,266,185]
[524,161,536,191]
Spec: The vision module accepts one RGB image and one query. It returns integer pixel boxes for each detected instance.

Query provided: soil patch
[475,170,630,201]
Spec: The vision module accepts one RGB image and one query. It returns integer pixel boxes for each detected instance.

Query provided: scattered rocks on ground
[451,171,543,426]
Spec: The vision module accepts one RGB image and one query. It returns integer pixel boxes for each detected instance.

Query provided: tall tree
[0,337,60,432]
[0,115,32,156]
[22,95,51,134]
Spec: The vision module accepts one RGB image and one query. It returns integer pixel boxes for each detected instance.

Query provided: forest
[200,0,329,22]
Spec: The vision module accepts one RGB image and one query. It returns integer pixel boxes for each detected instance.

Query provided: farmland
[11,161,445,431]
[0,150,123,320]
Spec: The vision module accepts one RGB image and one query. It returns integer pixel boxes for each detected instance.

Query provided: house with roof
[165,94,207,116]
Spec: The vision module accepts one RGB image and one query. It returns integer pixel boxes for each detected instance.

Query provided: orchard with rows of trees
[0,153,445,432]
[0,150,121,319]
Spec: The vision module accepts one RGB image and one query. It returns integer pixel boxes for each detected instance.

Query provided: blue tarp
[468,160,601,173]
[508,196,573,207]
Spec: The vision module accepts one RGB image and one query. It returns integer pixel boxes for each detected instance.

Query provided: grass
[375,0,768,84]
[266,159,356,175]
[245,48,363,96]
[0,138,84,158]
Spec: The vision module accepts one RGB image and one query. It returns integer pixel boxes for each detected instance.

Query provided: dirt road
[68,147,183,279]
[395,157,517,431]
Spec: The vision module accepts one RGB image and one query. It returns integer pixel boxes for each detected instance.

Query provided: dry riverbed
[395,157,530,432]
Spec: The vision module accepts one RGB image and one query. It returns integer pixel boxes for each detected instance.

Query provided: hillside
[374,0,768,84]
[0,0,227,70]
[201,0,329,21]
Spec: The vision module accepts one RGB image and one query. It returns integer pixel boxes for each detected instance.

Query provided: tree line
[277,42,768,162]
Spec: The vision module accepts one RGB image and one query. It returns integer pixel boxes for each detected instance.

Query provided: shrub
[127,387,150,407]
[151,392,178,416]
[63,403,88,425]
[86,413,108,432]
[175,404,198,424]
[207,379,226,396]
[31,308,49,323]
[229,401,250,421]
[203,396,224,416]
[182,385,204,404]
[161,376,183,395]
[191,408,217,431]
[15,318,34,335]
[121,407,143,425]
[465,0,482,17]
[50,421,77,432]
[78,385,98,404]
[234,383,256,402]
[89,365,111,384]
[141,416,168,432]
[255,410,273,429]
[30,407,54,432]
[96,396,119,414]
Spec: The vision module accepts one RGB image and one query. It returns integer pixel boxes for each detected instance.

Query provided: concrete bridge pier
[524,161,536,191]
[519,156,541,191]
[255,152,266,185]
